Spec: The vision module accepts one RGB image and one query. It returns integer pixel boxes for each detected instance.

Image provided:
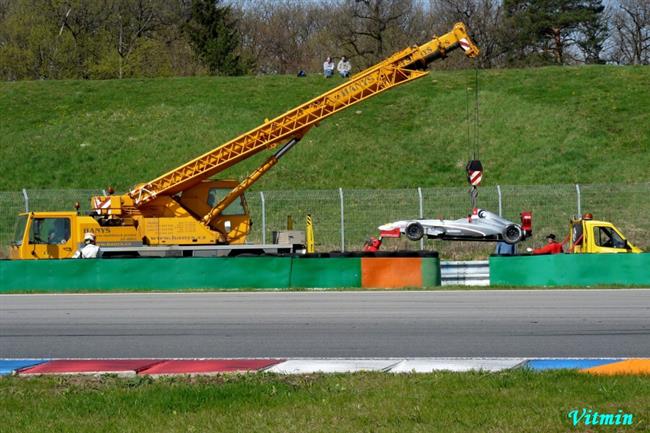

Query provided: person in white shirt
[337,56,351,78]
[323,56,335,78]
[73,232,101,259]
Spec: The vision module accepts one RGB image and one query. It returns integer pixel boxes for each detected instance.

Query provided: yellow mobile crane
[10,23,479,259]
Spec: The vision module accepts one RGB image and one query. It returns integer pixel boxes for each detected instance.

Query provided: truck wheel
[502,224,523,244]
[405,222,424,241]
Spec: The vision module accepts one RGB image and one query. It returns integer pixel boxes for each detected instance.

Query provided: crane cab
[9,212,144,259]
[10,212,79,259]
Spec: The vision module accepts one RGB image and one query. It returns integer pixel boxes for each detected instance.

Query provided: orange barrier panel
[582,359,650,376]
[361,258,422,288]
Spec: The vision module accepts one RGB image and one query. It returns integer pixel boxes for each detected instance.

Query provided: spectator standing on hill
[323,57,334,78]
[337,56,351,78]
[527,233,563,255]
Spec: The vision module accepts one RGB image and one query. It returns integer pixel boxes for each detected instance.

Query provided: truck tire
[405,222,424,241]
[502,224,523,244]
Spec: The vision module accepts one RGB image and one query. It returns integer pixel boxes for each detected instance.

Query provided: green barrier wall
[490,254,650,286]
[290,257,361,288]
[0,257,292,291]
[421,257,442,287]
[0,256,441,292]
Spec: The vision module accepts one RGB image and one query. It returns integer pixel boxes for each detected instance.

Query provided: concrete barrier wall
[490,254,650,286]
[0,256,440,292]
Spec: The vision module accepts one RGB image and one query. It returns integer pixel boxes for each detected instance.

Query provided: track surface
[1,290,649,358]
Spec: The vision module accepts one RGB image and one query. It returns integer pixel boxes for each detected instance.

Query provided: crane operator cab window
[593,226,626,249]
[29,218,71,245]
[207,188,246,215]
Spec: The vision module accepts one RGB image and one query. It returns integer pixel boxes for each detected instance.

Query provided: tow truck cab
[569,214,642,254]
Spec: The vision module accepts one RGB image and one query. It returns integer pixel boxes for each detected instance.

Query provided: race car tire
[405,222,424,241]
[503,224,523,244]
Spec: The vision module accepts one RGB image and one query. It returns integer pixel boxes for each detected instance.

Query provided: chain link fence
[1,183,648,259]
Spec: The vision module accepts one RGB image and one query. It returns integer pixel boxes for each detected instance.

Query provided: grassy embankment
[1,66,649,254]
[1,371,649,433]
[2,66,649,191]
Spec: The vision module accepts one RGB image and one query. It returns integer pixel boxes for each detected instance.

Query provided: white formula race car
[379,208,532,244]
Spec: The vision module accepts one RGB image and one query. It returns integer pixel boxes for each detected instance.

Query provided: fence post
[339,187,345,252]
[418,187,424,250]
[496,185,502,217]
[22,188,29,213]
[575,184,581,216]
[260,191,266,244]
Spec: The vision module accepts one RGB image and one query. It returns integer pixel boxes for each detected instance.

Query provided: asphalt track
[1,289,649,358]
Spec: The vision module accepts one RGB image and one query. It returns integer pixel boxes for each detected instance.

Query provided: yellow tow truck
[568,213,642,253]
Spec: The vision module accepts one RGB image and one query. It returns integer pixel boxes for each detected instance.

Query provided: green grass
[1,371,648,432]
[1,66,648,192]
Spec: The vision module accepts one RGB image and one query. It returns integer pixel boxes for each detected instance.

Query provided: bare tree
[334,0,418,68]
[0,0,10,20]
[429,0,504,68]
[46,0,114,77]
[112,0,162,78]
[611,0,650,64]
[235,0,329,74]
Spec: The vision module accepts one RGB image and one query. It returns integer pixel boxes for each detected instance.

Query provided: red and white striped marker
[469,170,482,186]
[93,197,112,210]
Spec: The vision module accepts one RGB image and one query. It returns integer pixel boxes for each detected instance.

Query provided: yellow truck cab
[569,214,642,254]
[9,211,146,260]
[11,212,85,260]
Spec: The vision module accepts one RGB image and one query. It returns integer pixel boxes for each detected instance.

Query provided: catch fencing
[1,183,648,259]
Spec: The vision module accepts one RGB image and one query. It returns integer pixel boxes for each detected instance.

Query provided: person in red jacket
[527,233,564,255]
[363,236,383,252]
